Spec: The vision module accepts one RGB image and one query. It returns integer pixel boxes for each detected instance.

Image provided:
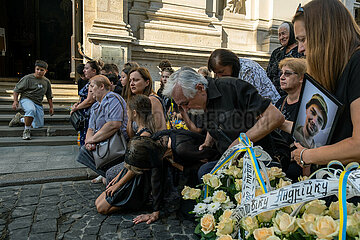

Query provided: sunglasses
[296,3,304,13]
[279,70,298,77]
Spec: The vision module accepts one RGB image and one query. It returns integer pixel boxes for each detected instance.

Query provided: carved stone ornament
[225,0,246,15]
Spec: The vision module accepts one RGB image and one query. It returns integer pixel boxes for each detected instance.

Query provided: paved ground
[0,145,199,239]
[0,181,198,240]
[0,145,81,175]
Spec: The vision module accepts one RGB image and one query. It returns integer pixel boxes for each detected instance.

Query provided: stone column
[84,0,134,67]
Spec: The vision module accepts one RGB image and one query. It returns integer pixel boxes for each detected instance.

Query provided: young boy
[9,60,54,140]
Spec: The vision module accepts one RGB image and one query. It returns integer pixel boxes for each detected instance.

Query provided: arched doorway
[0,0,73,81]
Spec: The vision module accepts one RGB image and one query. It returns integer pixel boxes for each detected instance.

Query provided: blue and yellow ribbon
[338,170,350,240]
[203,133,267,198]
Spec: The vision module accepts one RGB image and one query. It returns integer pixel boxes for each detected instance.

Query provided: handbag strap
[280,96,288,112]
[94,92,126,130]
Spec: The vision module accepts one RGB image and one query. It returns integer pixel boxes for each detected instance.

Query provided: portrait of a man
[293,93,328,148]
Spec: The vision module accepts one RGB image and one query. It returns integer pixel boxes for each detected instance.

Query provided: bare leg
[24,116,34,127]
[95,192,121,215]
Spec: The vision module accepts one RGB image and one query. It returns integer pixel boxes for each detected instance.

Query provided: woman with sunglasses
[275,58,306,181]
[291,0,360,169]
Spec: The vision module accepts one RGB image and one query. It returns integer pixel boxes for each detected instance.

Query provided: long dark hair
[208,49,240,77]
[127,94,156,134]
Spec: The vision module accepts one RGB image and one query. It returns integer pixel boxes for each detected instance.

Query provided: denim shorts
[20,98,44,128]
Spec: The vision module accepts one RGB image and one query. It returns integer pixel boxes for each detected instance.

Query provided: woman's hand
[106,175,119,189]
[291,142,308,167]
[85,143,96,151]
[133,211,160,224]
[105,183,120,197]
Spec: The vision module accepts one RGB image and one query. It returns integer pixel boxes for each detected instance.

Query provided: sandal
[91,175,103,183]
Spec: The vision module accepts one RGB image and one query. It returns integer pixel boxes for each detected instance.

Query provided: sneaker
[22,129,31,140]
[9,112,23,127]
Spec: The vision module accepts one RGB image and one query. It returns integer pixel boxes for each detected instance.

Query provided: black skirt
[105,167,152,210]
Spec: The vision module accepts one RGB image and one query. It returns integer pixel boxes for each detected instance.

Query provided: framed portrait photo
[291,74,343,149]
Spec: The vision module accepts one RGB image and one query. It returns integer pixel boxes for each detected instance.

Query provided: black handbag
[69,110,86,131]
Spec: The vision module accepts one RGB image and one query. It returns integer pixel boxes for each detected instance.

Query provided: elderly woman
[291,0,360,171]
[266,22,303,96]
[275,58,306,181]
[76,75,128,177]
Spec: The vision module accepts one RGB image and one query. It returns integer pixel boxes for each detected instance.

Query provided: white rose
[234,192,242,205]
[296,213,316,235]
[200,214,216,235]
[213,190,230,204]
[216,218,234,236]
[304,200,327,215]
[272,212,298,235]
[310,215,339,240]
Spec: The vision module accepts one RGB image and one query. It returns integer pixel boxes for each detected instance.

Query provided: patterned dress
[78,83,91,146]
[238,58,281,104]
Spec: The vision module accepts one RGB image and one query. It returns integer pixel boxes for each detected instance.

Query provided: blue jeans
[197,161,218,182]
[20,98,44,128]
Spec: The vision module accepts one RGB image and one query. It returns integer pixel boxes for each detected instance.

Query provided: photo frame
[291,73,343,149]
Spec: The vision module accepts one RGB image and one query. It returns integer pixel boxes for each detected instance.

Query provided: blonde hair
[301,0,360,92]
[279,58,307,78]
[90,75,112,90]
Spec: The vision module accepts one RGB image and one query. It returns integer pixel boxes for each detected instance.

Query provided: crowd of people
[8,0,360,225]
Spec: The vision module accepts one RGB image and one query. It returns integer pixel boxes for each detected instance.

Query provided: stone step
[0,96,78,105]
[0,105,72,115]
[0,89,78,97]
[0,114,71,126]
[0,136,77,146]
[0,81,78,90]
[0,77,75,84]
[0,125,77,137]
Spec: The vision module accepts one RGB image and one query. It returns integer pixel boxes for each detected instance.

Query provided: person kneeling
[95,136,165,224]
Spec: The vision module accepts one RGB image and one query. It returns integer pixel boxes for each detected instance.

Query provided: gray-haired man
[163,67,284,177]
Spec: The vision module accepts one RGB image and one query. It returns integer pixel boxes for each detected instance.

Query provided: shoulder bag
[93,94,127,169]
[69,110,86,131]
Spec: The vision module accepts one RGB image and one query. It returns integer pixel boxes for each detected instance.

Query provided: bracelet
[299,148,310,167]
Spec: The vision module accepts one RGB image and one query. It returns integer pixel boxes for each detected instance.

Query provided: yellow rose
[241,216,259,235]
[202,173,212,185]
[257,210,275,223]
[213,190,229,204]
[347,214,360,238]
[255,188,264,197]
[208,175,222,189]
[328,201,356,219]
[276,178,291,189]
[216,218,234,236]
[296,213,316,235]
[200,214,216,234]
[253,227,275,240]
[310,216,339,240]
[237,157,244,168]
[225,165,242,178]
[268,167,285,180]
[219,209,233,222]
[272,212,297,235]
[304,200,327,215]
[281,206,293,214]
[235,179,243,191]
[298,175,309,181]
[266,236,281,240]
[217,234,233,240]
[181,186,201,200]
[234,192,242,205]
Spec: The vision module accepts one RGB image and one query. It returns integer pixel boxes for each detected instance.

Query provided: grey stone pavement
[0,145,199,240]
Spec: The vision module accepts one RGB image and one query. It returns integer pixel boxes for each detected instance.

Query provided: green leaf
[195,223,202,234]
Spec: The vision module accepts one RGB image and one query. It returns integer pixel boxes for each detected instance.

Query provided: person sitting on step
[9,60,54,140]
